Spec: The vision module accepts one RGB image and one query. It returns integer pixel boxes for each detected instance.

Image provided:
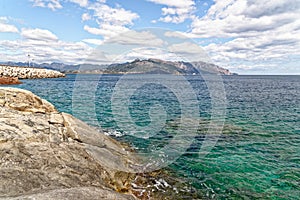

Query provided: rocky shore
[0,77,21,85]
[0,87,137,199]
[0,65,65,79]
[0,87,198,199]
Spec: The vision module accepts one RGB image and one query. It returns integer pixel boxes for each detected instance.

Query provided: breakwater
[0,65,65,79]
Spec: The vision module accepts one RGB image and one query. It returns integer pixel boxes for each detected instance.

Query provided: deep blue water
[10,74,300,199]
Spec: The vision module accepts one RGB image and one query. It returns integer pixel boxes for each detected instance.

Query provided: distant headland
[1,58,237,76]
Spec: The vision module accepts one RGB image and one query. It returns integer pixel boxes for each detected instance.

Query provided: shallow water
[11,74,300,199]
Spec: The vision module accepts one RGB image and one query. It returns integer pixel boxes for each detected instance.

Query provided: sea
[11,74,300,199]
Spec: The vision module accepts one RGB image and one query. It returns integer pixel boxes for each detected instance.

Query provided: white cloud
[243,0,300,18]
[147,0,195,9]
[105,30,164,47]
[168,42,204,54]
[48,0,62,10]
[0,27,101,64]
[30,0,46,7]
[82,2,139,42]
[31,0,92,10]
[81,1,174,49]
[190,0,300,38]
[82,38,103,45]
[31,0,62,11]
[113,47,181,63]
[168,42,208,59]
[84,24,129,38]
[0,38,97,64]
[0,17,18,33]
[69,0,88,7]
[205,25,300,63]
[88,3,139,27]
[164,31,189,39]
[147,0,195,23]
[203,23,300,73]
[81,13,91,21]
[21,28,58,41]
[84,27,165,47]
[84,50,108,64]
[183,0,300,73]
[0,17,8,22]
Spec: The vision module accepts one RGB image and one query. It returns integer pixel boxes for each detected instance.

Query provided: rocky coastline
[0,87,137,199]
[0,87,198,199]
[0,65,65,80]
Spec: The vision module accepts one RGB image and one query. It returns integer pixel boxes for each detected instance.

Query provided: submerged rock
[0,87,136,199]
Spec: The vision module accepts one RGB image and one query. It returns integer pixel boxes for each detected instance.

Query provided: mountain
[1,59,236,75]
[105,58,235,75]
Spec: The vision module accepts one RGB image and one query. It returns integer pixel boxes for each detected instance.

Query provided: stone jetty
[0,65,65,79]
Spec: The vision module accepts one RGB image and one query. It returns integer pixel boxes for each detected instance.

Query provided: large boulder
[0,87,137,199]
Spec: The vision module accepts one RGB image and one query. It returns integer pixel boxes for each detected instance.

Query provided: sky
[0,0,299,74]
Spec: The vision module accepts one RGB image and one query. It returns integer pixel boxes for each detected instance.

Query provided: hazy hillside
[1,59,236,75]
[106,58,234,75]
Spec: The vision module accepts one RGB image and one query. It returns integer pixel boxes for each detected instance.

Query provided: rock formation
[0,87,137,199]
[0,77,21,85]
[0,65,65,79]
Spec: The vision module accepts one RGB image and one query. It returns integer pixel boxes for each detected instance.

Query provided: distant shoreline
[1,58,236,75]
[64,71,238,75]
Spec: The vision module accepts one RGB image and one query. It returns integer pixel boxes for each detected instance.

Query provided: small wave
[103,129,125,137]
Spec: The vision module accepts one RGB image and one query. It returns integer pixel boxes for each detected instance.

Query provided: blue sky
[0,0,299,74]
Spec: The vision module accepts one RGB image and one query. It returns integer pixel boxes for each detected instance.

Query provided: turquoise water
[12,74,300,199]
